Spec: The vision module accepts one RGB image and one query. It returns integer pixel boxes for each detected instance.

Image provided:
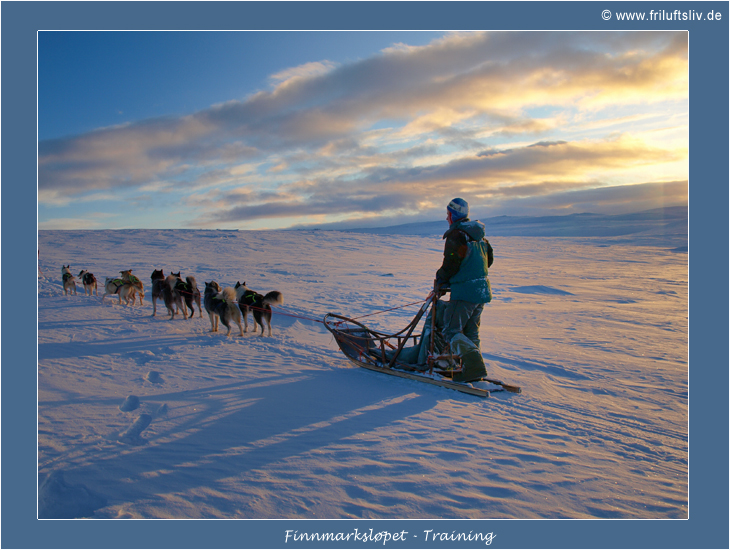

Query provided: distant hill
[341,207,688,240]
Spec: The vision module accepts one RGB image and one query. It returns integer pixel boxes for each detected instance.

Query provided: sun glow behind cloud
[38,31,688,230]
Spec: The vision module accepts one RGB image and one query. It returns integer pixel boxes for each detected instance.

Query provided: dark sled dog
[204,281,244,336]
[78,270,98,296]
[150,269,166,316]
[169,271,202,318]
[162,273,187,320]
[234,282,284,337]
[61,265,77,296]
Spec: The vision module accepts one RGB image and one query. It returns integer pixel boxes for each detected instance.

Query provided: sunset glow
[38,31,688,230]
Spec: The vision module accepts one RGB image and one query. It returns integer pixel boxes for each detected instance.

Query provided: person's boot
[449,334,487,382]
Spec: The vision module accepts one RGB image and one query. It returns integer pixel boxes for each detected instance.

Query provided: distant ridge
[341,207,688,240]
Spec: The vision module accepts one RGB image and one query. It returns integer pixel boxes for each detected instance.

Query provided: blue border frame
[5,2,728,548]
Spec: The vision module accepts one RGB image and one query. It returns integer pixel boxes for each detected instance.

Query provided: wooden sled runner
[324,289,521,398]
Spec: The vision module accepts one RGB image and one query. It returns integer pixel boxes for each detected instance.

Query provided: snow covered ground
[37,220,688,519]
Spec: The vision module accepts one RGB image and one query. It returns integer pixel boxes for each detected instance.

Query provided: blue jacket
[436,219,493,304]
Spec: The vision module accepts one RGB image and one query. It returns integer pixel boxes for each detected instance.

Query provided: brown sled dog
[61,265,77,296]
[120,270,145,305]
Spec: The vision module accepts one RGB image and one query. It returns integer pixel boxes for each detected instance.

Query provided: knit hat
[447,198,469,221]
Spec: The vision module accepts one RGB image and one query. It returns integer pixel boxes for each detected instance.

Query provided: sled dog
[169,272,202,318]
[162,273,187,320]
[204,281,244,336]
[120,270,145,305]
[78,270,98,296]
[150,269,166,316]
[102,277,138,305]
[61,265,77,295]
[235,282,284,337]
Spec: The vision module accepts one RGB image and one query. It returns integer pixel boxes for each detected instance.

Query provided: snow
[37,220,687,520]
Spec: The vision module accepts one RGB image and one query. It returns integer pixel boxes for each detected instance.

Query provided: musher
[435,198,494,382]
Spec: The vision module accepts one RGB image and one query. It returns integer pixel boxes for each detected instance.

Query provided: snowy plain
[37,210,688,520]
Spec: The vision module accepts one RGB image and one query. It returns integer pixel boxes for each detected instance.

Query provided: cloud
[485,179,688,216]
[38,31,688,228]
[38,114,214,195]
[282,179,688,230]
[269,60,339,87]
[191,135,686,226]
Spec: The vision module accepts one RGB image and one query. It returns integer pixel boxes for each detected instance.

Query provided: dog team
[60,266,283,337]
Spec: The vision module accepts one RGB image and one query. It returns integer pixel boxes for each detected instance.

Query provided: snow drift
[37,220,687,519]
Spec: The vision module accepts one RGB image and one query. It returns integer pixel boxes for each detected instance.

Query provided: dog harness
[175,280,195,295]
[109,278,124,293]
[122,273,142,287]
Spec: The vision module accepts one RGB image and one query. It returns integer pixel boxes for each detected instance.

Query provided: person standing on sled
[435,198,494,382]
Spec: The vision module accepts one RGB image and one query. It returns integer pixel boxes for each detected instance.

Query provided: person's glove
[434,278,448,297]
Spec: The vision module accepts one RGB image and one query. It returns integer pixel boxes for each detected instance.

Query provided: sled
[324,288,521,398]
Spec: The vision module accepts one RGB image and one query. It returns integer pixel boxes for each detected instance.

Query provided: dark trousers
[443,300,484,349]
[443,300,487,381]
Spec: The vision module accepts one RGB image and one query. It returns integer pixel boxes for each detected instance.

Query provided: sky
[38,31,688,230]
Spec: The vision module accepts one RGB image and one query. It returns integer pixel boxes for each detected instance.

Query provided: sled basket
[324,291,436,371]
[324,289,521,397]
